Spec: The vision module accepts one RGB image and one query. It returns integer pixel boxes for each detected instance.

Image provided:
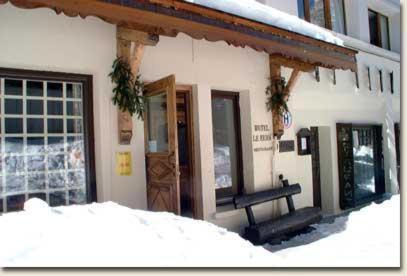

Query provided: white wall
[283,50,400,214]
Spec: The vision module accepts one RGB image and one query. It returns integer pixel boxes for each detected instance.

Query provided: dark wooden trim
[390,71,394,94]
[332,69,336,85]
[372,125,385,195]
[211,90,244,203]
[310,127,322,208]
[394,123,400,187]
[0,67,97,203]
[376,10,383,48]
[176,86,199,219]
[315,67,320,82]
[367,67,372,91]
[323,0,332,30]
[336,123,355,209]
[379,69,383,92]
[369,9,390,50]
[304,0,311,22]
[355,71,360,89]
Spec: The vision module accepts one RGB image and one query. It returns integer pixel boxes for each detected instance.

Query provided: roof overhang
[0,0,358,71]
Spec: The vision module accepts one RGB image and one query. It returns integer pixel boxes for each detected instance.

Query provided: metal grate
[0,77,87,213]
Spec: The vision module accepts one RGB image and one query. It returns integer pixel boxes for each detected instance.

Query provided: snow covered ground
[0,195,400,267]
[269,195,400,267]
[0,198,279,267]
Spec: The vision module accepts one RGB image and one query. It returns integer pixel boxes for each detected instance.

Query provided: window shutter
[336,123,355,209]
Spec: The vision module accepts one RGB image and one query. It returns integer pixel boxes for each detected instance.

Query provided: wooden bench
[233,174,322,245]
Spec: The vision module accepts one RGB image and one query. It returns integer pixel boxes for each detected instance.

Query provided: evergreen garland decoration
[109,57,145,120]
[265,77,289,115]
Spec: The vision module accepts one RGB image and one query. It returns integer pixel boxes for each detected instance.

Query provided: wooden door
[310,127,321,208]
[144,75,180,214]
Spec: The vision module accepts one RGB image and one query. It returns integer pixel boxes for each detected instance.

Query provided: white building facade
[0,0,400,232]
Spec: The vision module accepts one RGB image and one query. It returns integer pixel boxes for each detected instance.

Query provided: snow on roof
[184,0,344,46]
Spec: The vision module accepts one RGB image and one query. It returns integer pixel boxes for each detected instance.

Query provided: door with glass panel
[144,75,180,214]
[0,69,95,213]
[337,123,384,209]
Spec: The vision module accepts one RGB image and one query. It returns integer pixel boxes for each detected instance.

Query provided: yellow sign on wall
[116,152,132,176]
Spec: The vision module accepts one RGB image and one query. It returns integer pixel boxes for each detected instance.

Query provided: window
[0,68,96,213]
[368,9,390,50]
[211,91,243,205]
[297,0,347,34]
[337,124,385,210]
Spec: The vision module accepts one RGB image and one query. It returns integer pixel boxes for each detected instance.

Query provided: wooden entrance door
[144,75,180,214]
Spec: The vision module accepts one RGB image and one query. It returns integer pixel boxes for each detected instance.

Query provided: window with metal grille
[0,68,95,213]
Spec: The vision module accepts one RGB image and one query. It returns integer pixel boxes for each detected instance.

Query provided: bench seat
[245,207,322,245]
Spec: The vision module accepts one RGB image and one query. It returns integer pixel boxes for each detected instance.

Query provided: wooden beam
[268,58,284,139]
[0,0,357,71]
[269,61,282,80]
[285,69,301,94]
[130,43,145,76]
[117,26,159,46]
[116,29,155,144]
[117,38,131,60]
[270,54,315,72]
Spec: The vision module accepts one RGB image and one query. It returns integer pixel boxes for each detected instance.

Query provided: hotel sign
[283,111,292,129]
[253,124,273,152]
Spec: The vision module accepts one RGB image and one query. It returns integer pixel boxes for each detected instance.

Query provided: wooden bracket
[117,26,159,46]
[116,27,159,145]
[285,69,301,94]
[269,55,302,139]
[270,54,315,73]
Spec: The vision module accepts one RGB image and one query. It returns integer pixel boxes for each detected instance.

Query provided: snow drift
[272,195,400,267]
[0,195,400,267]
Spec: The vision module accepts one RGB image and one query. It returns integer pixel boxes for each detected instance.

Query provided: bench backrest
[233,184,301,209]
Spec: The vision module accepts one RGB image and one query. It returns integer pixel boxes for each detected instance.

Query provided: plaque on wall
[279,140,295,153]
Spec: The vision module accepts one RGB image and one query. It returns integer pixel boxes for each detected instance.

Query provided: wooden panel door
[144,75,180,214]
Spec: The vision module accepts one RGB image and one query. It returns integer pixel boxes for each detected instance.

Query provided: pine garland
[265,77,289,115]
[109,57,145,120]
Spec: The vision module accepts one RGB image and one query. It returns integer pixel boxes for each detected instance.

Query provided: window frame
[0,67,96,211]
[298,0,347,34]
[211,90,244,206]
[368,9,391,50]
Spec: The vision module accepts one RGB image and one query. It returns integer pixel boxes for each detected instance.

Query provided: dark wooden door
[310,127,321,208]
[144,75,180,214]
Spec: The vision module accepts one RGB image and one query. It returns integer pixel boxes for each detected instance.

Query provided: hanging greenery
[265,77,289,115]
[109,57,145,120]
